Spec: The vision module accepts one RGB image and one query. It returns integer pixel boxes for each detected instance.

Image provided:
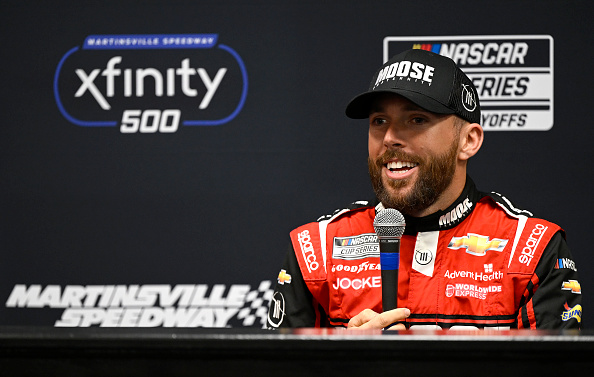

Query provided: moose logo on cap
[373,60,435,89]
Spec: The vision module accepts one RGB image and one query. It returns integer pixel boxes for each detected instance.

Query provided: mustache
[373,150,422,167]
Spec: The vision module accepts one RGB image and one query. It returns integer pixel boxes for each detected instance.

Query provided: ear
[458,123,484,161]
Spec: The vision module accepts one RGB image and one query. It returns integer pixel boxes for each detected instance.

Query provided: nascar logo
[555,258,577,271]
[333,233,379,260]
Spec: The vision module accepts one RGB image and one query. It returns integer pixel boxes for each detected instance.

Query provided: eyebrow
[369,102,427,114]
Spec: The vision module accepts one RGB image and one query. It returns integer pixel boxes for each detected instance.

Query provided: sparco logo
[54,34,248,133]
[519,223,548,266]
[298,230,319,272]
[384,35,554,131]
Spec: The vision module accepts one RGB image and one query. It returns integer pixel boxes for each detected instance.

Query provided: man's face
[367,94,462,216]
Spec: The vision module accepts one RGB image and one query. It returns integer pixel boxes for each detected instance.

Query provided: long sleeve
[517,232,582,329]
[267,245,324,328]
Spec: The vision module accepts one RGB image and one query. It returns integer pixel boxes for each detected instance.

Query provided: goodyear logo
[561,302,582,323]
[384,35,554,131]
[448,233,508,256]
[54,34,248,133]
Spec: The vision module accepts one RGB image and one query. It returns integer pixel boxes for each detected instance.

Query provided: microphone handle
[379,237,400,312]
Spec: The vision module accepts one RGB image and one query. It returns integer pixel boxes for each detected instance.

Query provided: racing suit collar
[375,176,487,234]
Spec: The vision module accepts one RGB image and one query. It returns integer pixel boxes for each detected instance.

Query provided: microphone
[373,208,405,312]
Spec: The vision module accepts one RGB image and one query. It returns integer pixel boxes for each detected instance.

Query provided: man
[267,49,582,330]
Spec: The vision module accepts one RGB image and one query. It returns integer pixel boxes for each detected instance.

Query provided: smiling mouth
[385,161,419,174]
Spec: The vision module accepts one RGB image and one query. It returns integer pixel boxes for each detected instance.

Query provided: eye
[370,116,388,127]
[410,116,428,125]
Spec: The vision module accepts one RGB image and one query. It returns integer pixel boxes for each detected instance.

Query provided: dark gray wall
[1,0,591,328]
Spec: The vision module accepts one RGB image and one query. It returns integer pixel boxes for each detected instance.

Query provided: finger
[384,322,406,331]
[347,309,379,328]
[360,308,410,330]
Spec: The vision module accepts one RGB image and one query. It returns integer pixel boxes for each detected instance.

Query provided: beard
[368,139,459,215]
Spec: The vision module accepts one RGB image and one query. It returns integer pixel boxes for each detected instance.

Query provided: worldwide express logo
[384,35,553,131]
[54,34,248,133]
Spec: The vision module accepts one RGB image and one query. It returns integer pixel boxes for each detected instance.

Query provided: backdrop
[1,0,591,328]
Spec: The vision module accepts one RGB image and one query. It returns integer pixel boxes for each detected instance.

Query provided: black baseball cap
[345,49,480,124]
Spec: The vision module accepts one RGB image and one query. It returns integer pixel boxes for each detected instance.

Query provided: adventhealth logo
[54,34,248,133]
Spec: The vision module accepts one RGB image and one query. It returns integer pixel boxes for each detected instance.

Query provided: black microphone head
[373,208,406,238]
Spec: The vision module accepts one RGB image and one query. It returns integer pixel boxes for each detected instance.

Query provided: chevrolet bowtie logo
[277,269,292,285]
[562,280,581,294]
[448,233,508,256]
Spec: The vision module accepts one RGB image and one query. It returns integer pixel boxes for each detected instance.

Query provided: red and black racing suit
[267,177,582,329]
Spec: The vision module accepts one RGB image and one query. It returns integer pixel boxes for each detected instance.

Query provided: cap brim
[345,89,456,119]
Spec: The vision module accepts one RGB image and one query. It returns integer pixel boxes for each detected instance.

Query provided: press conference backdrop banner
[1,0,591,328]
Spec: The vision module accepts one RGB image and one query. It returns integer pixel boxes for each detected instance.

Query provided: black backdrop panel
[1,0,591,328]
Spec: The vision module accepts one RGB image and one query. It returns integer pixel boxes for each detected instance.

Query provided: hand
[347,308,410,330]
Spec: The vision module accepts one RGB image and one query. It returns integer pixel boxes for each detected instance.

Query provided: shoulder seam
[315,200,373,222]
[488,192,534,218]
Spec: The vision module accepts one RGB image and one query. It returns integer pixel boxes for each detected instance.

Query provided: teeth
[387,161,418,170]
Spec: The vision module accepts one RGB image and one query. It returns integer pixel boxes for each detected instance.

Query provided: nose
[383,122,405,149]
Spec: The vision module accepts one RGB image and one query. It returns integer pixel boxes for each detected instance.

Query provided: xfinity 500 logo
[54,34,248,133]
[384,35,553,131]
